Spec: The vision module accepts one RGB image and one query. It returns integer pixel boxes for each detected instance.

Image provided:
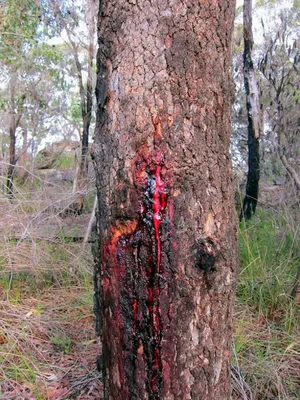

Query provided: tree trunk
[6,117,17,197]
[6,74,17,197]
[75,0,97,211]
[17,127,28,182]
[6,73,25,197]
[93,1,238,399]
[240,0,262,221]
[53,0,96,214]
[70,0,96,214]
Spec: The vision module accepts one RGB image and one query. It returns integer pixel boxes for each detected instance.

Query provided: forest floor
[0,176,103,399]
[0,246,103,400]
[0,176,299,399]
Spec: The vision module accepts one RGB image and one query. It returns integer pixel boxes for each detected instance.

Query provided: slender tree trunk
[83,194,97,247]
[6,74,17,197]
[6,74,25,197]
[53,0,96,214]
[93,1,238,399]
[240,0,262,221]
[76,0,96,211]
[18,127,28,182]
[80,0,96,180]
[6,118,17,197]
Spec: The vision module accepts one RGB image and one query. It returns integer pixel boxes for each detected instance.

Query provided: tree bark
[240,0,262,221]
[93,1,238,399]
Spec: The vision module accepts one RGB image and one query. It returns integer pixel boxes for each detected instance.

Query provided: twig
[83,194,97,247]
[56,371,102,400]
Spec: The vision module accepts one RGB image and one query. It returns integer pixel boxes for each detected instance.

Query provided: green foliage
[30,43,63,66]
[2,354,37,382]
[70,98,82,122]
[238,210,299,322]
[0,96,9,110]
[0,0,40,64]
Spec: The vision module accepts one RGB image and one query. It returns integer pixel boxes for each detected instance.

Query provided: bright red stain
[146,156,168,396]
[137,151,169,396]
[152,163,168,273]
[100,145,172,398]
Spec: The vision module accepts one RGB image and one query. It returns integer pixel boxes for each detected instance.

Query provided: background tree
[259,10,300,192]
[232,0,300,194]
[240,0,263,220]
[93,1,238,399]
[52,0,97,214]
[0,0,40,195]
[0,0,70,194]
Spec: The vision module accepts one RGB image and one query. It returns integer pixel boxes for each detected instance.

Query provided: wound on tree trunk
[92,1,238,399]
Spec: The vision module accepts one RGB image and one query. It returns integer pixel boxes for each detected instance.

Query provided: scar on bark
[111,219,138,246]
[194,236,217,271]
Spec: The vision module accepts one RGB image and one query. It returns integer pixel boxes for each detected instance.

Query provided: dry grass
[0,172,101,399]
[0,282,102,399]
[233,196,300,400]
[232,306,300,400]
[1,171,299,399]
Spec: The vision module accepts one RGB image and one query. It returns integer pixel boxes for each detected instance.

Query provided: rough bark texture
[93,1,238,399]
[240,0,261,221]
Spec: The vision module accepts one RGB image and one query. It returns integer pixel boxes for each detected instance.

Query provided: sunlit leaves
[0,0,40,64]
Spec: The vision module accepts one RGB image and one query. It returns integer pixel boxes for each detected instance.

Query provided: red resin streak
[150,160,168,395]
[134,151,169,396]
[152,164,168,273]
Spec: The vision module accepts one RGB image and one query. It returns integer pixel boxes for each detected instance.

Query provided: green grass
[0,238,94,398]
[238,209,299,321]
[233,208,300,399]
[50,334,72,353]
